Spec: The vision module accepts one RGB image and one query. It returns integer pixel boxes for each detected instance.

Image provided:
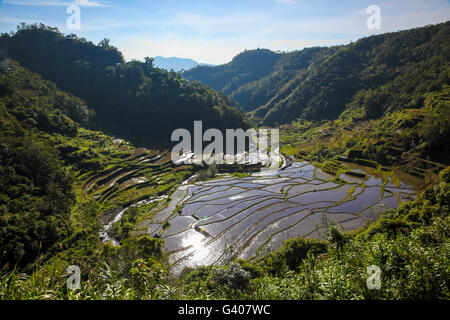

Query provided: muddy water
[148,162,425,275]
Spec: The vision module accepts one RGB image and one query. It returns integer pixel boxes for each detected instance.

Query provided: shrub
[262,238,328,275]
[209,263,251,292]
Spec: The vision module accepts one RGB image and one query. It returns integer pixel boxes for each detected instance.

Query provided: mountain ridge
[183,21,450,126]
[0,24,249,148]
[153,56,214,72]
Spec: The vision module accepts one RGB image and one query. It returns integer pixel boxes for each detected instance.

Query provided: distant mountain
[153,56,214,72]
[183,49,282,101]
[184,21,450,126]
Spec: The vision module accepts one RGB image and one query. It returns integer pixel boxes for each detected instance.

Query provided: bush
[327,225,349,249]
[209,263,251,292]
[262,238,328,275]
[235,259,266,278]
[121,236,164,261]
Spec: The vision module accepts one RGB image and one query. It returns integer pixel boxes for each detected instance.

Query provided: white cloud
[2,0,448,64]
[275,0,296,4]
[0,16,33,24]
[159,11,266,34]
[3,0,111,7]
[118,34,351,65]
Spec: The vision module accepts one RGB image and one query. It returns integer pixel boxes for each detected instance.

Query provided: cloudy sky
[0,0,449,64]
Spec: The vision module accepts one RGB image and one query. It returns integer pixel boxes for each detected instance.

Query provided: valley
[0,20,448,300]
[156,160,424,275]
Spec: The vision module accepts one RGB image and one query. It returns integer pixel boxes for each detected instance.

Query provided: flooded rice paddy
[144,161,424,274]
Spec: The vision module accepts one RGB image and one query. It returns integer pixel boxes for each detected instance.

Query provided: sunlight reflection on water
[181,232,209,262]
[163,161,426,275]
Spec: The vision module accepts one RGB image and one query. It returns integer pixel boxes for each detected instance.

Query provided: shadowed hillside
[0,24,250,148]
[184,22,450,126]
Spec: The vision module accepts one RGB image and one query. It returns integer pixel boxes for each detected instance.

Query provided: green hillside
[183,48,282,101]
[1,24,250,147]
[0,21,448,301]
[184,22,450,126]
[0,59,199,269]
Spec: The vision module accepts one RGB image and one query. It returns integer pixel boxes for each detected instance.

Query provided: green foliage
[185,22,450,127]
[120,236,164,261]
[0,22,449,301]
[327,225,349,250]
[280,85,449,172]
[0,61,88,136]
[184,48,282,111]
[182,266,214,286]
[440,166,450,183]
[262,238,328,275]
[1,24,251,148]
[0,135,74,268]
[235,259,266,279]
[209,262,251,293]
[195,164,219,181]
[129,258,168,299]
[1,171,448,299]
[111,203,158,240]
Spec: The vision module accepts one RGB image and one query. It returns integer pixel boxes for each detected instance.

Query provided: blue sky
[0,0,449,64]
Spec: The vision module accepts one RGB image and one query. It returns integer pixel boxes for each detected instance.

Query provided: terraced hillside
[279,86,449,186]
[0,59,200,267]
[127,160,426,275]
[73,141,195,244]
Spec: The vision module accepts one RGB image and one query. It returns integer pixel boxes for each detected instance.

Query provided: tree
[99,38,111,48]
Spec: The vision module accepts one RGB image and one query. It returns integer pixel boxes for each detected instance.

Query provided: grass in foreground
[1,167,448,300]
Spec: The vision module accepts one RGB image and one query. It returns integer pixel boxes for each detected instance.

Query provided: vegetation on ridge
[1,167,448,300]
[185,21,450,127]
[0,21,448,300]
[1,23,250,148]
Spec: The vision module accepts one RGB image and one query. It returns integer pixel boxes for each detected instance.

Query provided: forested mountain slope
[184,21,450,126]
[0,61,91,267]
[0,24,250,147]
[183,48,282,107]
[0,61,196,269]
[0,23,448,300]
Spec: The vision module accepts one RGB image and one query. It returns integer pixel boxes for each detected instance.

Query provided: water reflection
[159,161,425,274]
[181,231,209,262]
